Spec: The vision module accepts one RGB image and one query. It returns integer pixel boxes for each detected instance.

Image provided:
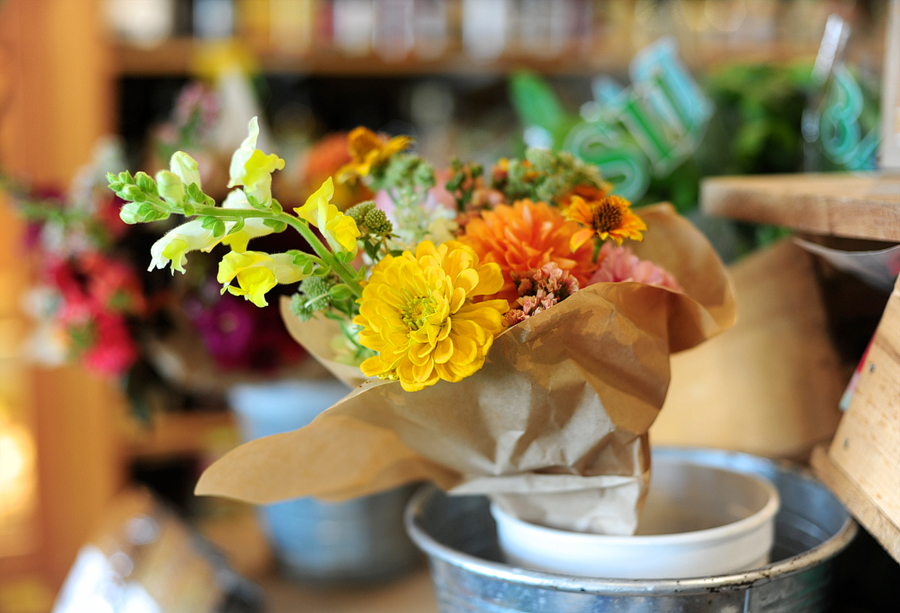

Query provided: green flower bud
[122,184,145,202]
[290,293,316,322]
[170,151,202,189]
[135,172,158,196]
[155,170,185,205]
[300,275,333,300]
[363,208,392,236]
[120,202,141,224]
[525,148,553,170]
[346,201,376,226]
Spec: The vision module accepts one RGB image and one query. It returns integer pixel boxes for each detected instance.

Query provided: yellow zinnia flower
[353,240,509,392]
[564,195,647,250]
[294,177,360,254]
[335,126,412,183]
[218,251,309,308]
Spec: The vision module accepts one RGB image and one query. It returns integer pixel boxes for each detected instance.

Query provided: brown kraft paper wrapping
[196,204,736,534]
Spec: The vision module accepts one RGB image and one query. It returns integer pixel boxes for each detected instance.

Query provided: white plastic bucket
[491,455,780,579]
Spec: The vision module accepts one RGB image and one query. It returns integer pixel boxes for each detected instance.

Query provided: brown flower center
[592,198,624,233]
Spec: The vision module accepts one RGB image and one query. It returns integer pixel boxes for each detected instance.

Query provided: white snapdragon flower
[220,189,276,253]
[227,117,284,208]
[149,219,222,274]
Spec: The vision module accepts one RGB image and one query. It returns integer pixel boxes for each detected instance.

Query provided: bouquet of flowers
[110,118,735,534]
[14,140,146,377]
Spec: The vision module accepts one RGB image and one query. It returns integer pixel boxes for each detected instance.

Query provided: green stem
[191,205,364,298]
[281,215,363,298]
[592,238,602,264]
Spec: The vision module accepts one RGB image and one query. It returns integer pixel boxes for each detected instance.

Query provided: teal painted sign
[819,65,879,170]
[564,38,712,201]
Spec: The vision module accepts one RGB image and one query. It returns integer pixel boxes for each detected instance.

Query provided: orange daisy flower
[336,126,413,183]
[564,195,646,251]
[458,199,597,305]
[300,133,373,209]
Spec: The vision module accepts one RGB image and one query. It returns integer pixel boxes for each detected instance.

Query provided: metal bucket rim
[404,447,858,596]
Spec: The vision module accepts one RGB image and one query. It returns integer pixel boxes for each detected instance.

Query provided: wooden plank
[701,173,900,241]
[811,445,900,561]
[826,275,900,539]
[651,241,845,460]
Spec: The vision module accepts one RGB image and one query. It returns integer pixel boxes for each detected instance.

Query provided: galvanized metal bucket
[406,447,857,612]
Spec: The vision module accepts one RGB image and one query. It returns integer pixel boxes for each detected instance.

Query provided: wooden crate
[810,272,900,563]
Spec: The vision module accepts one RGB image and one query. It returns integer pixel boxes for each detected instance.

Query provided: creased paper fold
[197,204,736,534]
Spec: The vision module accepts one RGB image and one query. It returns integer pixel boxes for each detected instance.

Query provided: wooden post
[0,0,124,593]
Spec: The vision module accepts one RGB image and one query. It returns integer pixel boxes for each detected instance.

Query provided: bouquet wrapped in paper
[110,120,735,534]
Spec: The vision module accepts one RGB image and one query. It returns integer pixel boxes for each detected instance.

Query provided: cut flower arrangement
[110,118,735,535]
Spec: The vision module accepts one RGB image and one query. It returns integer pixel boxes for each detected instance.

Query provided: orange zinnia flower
[458,199,596,305]
[558,182,613,208]
[564,195,646,251]
[336,126,412,183]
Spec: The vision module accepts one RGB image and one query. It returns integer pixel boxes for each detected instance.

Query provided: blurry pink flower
[82,253,147,315]
[589,243,681,291]
[81,313,139,376]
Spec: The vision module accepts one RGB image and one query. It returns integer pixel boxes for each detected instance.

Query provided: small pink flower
[505,263,580,325]
[589,243,681,291]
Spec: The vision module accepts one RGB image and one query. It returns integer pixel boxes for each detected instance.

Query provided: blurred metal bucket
[406,447,857,612]
[229,380,421,583]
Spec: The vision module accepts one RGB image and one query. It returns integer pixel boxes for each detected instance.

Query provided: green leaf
[270,199,283,214]
[212,220,227,238]
[183,182,201,203]
[246,193,266,210]
[509,71,567,136]
[334,250,355,264]
[288,250,318,275]
[182,202,196,216]
[228,218,246,235]
[200,216,219,230]
[330,285,354,301]
[263,219,287,232]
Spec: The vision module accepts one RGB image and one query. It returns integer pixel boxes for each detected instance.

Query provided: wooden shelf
[113,37,819,78]
[124,411,238,461]
[701,173,900,241]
